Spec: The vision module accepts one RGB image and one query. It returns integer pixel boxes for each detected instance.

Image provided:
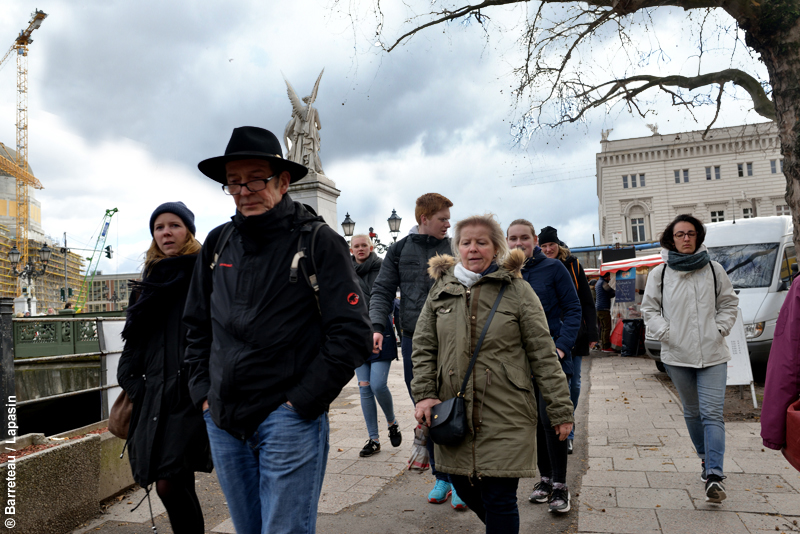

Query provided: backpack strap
[289,220,326,299]
[210,222,236,271]
[569,258,580,292]
[391,236,409,269]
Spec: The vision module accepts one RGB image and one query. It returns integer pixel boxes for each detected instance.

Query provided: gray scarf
[661,244,710,272]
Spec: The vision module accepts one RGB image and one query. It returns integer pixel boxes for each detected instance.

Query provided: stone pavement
[580,355,800,534]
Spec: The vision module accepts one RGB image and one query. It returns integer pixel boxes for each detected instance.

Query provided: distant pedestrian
[184,126,371,534]
[641,214,738,503]
[595,272,614,351]
[413,214,573,534]
[350,234,402,457]
[506,219,580,513]
[64,302,73,309]
[761,277,800,470]
[539,226,598,454]
[117,201,212,534]
[369,193,467,508]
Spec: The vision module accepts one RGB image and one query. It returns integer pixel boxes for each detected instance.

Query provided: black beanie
[538,226,559,245]
[150,201,196,236]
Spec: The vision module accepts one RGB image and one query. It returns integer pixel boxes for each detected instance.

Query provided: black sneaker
[700,460,707,483]
[705,475,727,503]
[529,480,553,503]
[567,439,573,455]
[388,423,402,447]
[548,486,571,513]
[359,439,381,457]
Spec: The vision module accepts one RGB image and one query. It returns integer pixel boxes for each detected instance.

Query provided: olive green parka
[411,249,573,478]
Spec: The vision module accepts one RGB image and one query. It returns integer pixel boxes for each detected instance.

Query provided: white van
[645,215,796,367]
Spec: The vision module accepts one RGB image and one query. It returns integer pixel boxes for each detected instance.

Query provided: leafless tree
[334,0,800,244]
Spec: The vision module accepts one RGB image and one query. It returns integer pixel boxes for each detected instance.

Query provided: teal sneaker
[450,487,468,510]
[427,479,451,504]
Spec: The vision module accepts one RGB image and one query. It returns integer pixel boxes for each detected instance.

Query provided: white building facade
[597,123,788,245]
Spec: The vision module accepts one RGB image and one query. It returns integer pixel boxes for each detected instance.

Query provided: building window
[674,170,680,184]
[622,175,628,188]
[714,166,721,180]
[639,173,645,187]
[747,162,753,176]
[771,160,777,174]
[711,211,725,222]
[743,208,753,219]
[630,218,646,243]
[705,167,712,180]
[777,205,791,216]
[631,174,637,188]
[683,169,689,183]
[738,163,744,177]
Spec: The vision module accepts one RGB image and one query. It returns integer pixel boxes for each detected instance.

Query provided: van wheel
[655,361,666,373]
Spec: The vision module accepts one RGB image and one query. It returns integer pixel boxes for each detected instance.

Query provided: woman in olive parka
[411,214,573,534]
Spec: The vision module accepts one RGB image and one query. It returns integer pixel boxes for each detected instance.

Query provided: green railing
[13,311,125,359]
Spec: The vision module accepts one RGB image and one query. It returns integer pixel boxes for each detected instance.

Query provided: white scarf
[454,262,482,288]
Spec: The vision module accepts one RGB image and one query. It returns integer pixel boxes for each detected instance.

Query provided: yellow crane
[0,9,46,292]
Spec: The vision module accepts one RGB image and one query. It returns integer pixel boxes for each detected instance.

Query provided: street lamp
[9,244,52,313]
[341,210,403,254]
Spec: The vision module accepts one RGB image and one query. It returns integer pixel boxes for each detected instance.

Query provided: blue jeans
[568,355,582,440]
[449,475,520,534]
[203,404,329,534]
[664,362,726,478]
[356,360,396,442]
[402,334,447,482]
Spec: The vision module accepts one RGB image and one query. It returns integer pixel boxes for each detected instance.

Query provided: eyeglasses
[673,231,697,239]
[222,175,276,195]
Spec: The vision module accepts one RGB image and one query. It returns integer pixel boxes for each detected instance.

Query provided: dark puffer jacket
[520,247,582,375]
[561,254,599,356]
[368,233,451,336]
[184,195,372,440]
[117,254,212,487]
[354,252,398,364]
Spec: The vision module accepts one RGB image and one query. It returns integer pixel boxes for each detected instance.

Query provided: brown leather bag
[108,390,133,439]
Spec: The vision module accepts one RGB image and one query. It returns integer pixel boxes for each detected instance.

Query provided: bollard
[0,297,15,442]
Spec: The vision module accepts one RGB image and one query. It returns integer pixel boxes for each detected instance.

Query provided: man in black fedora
[184,126,371,534]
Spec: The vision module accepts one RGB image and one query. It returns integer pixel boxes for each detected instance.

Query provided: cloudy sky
[0,1,769,274]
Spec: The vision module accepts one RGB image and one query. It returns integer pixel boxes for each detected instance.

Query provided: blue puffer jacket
[520,247,582,375]
[595,278,613,311]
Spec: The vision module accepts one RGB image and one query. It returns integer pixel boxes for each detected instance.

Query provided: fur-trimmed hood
[427,249,526,281]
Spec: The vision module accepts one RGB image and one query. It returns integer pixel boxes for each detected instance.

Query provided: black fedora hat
[198,126,309,184]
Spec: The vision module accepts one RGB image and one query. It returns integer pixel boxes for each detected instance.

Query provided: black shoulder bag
[429,282,508,446]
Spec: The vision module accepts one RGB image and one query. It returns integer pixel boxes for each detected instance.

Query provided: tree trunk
[741,9,800,249]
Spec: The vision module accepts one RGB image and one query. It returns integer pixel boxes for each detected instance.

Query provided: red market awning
[600,254,663,275]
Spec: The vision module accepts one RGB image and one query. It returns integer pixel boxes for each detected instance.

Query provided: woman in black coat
[117,202,212,534]
[351,234,402,458]
[539,226,599,454]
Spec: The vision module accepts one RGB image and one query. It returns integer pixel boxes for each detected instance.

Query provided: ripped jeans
[355,360,396,442]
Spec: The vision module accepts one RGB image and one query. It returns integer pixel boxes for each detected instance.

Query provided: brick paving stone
[578,487,617,510]
[578,507,660,533]
[582,469,650,488]
[737,511,800,532]
[616,487,693,510]
[691,490,776,514]
[656,509,749,534]
[761,492,800,515]
[613,458,678,472]
[588,445,642,459]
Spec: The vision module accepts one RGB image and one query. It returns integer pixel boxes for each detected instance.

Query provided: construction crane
[74,208,118,312]
[0,9,47,293]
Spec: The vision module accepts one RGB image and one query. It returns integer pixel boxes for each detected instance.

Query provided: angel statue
[284,69,325,175]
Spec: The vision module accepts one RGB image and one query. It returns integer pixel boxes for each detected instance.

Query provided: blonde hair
[452,214,509,266]
[144,234,202,275]
[556,244,570,261]
[350,234,373,247]
[506,219,536,238]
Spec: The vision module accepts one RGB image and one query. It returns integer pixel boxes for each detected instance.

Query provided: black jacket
[184,195,372,439]
[368,233,451,335]
[354,253,397,364]
[117,254,212,487]
[561,255,599,356]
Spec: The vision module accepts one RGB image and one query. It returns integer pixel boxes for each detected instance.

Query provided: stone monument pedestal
[14,296,36,315]
[288,170,340,227]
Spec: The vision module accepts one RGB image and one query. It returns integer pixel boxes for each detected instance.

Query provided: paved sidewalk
[579,355,800,534]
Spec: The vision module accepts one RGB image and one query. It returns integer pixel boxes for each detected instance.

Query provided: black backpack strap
[210,222,235,271]
[660,262,719,315]
[289,220,326,297]
[458,283,508,397]
[392,236,409,269]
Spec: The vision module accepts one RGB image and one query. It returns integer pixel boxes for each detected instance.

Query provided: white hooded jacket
[641,246,739,368]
